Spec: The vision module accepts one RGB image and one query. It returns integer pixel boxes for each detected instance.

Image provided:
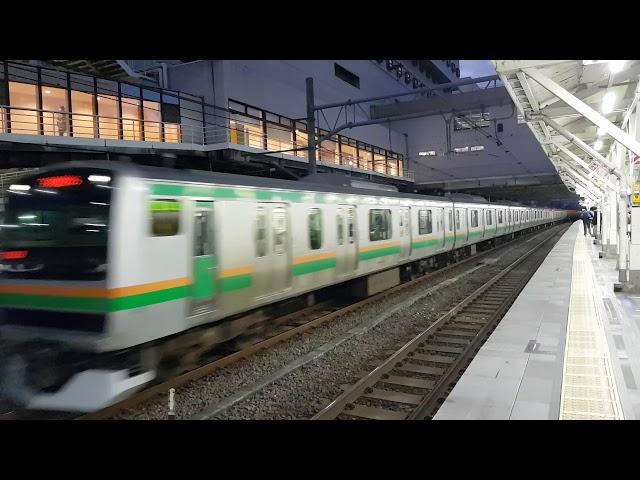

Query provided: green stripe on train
[292,257,337,276]
[412,239,440,249]
[0,286,189,313]
[359,246,401,261]
[152,183,305,202]
[220,274,253,292]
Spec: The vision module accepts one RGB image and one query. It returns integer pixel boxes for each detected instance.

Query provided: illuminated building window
[8,82,38,135]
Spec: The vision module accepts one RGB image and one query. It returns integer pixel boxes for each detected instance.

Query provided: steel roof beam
[553,144,618,192]
[493,60,575,73]
[534,114,624,181]
[524,68,640,158]
[555,160,603,198]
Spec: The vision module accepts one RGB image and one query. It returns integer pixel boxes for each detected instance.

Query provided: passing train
[0,162,569,411]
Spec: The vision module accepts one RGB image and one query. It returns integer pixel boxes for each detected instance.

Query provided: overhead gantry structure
[493,60,640,289]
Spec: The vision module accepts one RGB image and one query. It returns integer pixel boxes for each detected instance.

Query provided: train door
[481,208,487,238]
[270,205,290,292]
[445,207,453,248]
[455,208,468,246]
[399,207,412,259]
[435,207,445,248]
[336,205,358,275]
[254,203,292,298]
[190,201,216,315]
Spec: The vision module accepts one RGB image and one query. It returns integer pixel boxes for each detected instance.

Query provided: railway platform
[435,220,640,420]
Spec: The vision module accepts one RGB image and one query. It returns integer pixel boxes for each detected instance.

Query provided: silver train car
[0,162,568,411]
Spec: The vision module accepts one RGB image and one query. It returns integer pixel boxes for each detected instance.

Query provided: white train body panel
[0,163,569,354]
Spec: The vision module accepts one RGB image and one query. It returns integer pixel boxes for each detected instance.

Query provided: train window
[471,210,479,228]
[448,210,453,231]
[369,209,392,241]
[347,209,355,243]
[486,210,493,226]
[497,210,503,224]
[193,210,213,256]
[455,210,461,230]
[309,209,323,250]
[255,208,267,257]
[418,209,432,235]
[273,207,287,254]
[337,208,344,246]
[151,199,181,236]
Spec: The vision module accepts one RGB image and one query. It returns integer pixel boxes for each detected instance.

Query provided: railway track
[312,224,567,420]
[1,225,563,420]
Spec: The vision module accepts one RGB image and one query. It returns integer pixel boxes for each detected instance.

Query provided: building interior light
[602,91,616,114]
[594,139,603,150]
[609,60,627,73]
[44,90,51,94]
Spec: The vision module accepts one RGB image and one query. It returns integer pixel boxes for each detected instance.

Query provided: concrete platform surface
[435,221,640,420]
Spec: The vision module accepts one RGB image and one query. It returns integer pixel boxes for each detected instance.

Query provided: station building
[0,59,578,209]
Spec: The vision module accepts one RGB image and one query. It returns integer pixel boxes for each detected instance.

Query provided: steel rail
[312,224,567,420]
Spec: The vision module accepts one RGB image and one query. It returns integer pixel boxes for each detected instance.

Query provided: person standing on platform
[590,207,598,238]
[581,208,593,236]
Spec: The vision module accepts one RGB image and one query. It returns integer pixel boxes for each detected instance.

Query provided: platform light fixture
[9,184,30,192]
[418,151,436,156]
[470,145,485,152]
[609,61,627,73]
[602,91,616,114]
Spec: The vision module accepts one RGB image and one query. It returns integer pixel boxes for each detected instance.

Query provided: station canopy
[493,60,640,204]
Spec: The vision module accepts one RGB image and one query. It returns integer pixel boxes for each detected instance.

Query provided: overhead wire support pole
[306,77,317,175]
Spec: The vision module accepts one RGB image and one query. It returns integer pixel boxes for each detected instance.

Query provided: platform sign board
[633,184,640,207]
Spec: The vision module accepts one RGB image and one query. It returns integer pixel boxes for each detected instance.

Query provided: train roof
[25,161,559,209]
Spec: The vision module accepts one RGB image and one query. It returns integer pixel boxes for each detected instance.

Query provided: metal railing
[0,105,182,144]
[0,169,37,196]
[0,105,410,179]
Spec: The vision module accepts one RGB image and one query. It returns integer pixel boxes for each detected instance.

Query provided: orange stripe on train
[0,277,191,298]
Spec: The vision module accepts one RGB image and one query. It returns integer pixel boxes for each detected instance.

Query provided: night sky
[459,60,499,79]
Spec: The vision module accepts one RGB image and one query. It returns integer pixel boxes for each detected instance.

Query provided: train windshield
[0,169,113,280]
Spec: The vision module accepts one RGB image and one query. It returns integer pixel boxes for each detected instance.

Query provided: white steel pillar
[601,189,619,257]
[615,143,629,282]
[626,103,640,290]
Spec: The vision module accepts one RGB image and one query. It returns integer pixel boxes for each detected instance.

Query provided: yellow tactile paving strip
[559,235,624,420]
